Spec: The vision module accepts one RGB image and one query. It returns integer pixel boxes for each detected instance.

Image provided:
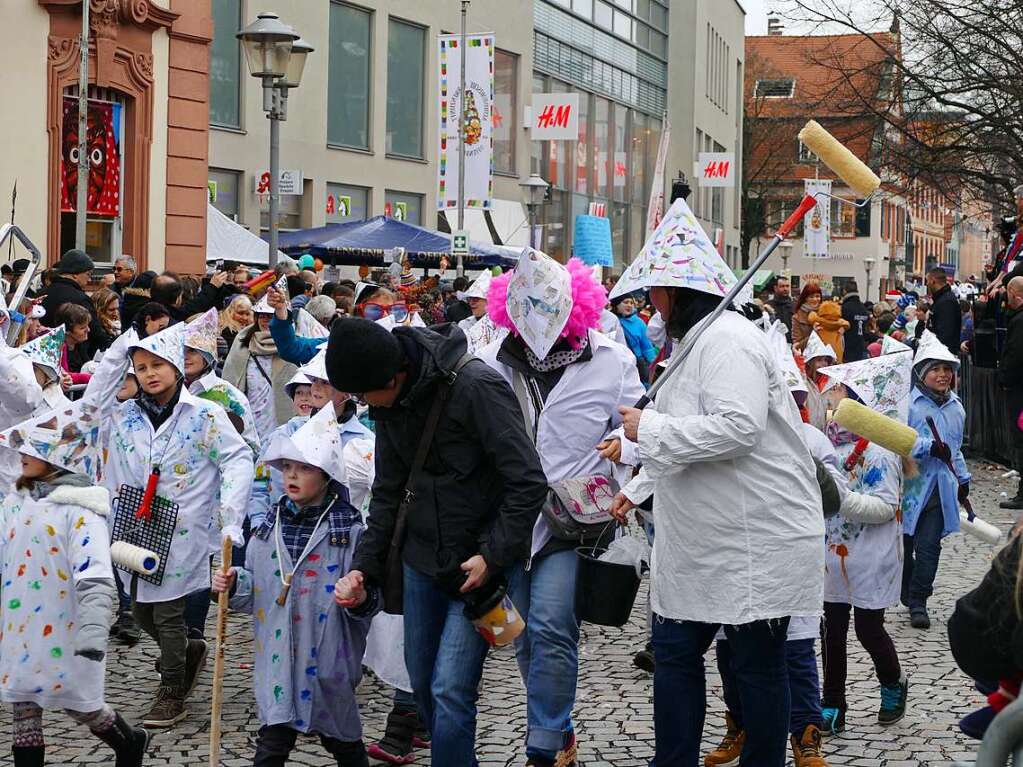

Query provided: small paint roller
[798,120,882,198]
[959,513,1002,546]
[110,541,160,575]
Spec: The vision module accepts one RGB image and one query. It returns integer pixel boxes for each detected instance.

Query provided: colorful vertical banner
[645,114,671,237]
[61,97,121,217]
[437,33,494,211]
[803,179,832,259]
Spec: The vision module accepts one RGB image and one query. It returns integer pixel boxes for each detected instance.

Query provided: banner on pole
[645,115,671,237]
[803,179,832,259]
[437,33,494,212]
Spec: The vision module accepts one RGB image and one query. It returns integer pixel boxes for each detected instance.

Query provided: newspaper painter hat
[21,324,65,378]
[128,322,186,375]
[803,330,837,364]
[913,329,959,370]
[819,350,914,422]
[880,335,912,355]
[766,320,806,395]
[262,401,347,484]
[504,248,573,359]
[295,307,330,339]
[253,274,289,314]
[184,308,219,358]
[462,270,493,301]
[609,197,738,302]
[299,346,329,382]
[284,370,313,399]
[0,401,103,480]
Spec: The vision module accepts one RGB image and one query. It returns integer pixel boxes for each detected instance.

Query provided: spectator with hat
[39,248,111,354]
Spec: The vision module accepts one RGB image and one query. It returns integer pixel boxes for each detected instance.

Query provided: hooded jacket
[351,324,547,584]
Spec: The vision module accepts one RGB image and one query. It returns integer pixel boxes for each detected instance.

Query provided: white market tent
[205,203,285,266]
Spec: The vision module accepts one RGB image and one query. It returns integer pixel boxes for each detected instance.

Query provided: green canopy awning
[733,268,775,291]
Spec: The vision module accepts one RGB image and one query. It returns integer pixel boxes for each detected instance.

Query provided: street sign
[694,152,736,188]
[255,169,303,195]
[530,93,580,140]
[451,229,469,256]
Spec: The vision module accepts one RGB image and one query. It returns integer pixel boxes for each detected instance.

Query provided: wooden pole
[209,536,233,766]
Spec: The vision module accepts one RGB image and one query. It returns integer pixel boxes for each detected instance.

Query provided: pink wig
[487,257,607,350]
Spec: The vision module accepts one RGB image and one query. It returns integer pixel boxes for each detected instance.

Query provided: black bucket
[574,546,640,627]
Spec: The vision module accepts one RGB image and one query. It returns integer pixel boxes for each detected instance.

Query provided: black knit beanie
[325,318,404,393]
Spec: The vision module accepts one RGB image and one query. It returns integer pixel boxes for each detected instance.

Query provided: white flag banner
[437,33,494,212]
[803,179,832,259]
[645,114,672,237]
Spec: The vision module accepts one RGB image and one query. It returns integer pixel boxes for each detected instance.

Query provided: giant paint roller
[833,399,1003,545]
[638,120,882,408]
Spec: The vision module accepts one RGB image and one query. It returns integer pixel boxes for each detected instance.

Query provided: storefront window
[208,168,241,220]
[594,96,611,200]
[613,104,628,202]
[260,192,303,231]
[574,90,590,195]
[494,50,518,174]
[385,191,423,225]
[328,3,372,150]
[386,19,426,158]
[209,0,241,128]
[631,111,648,207]
[326,183,369,223]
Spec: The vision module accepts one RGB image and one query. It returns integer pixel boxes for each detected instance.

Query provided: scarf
[26,471,92,501]
[247,330,277,357]
[137,380,183,429]
[524,340,588,372]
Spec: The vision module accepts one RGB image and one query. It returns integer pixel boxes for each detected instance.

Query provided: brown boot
[141,686,188,728]
[790,724,828,767]
[704,712,745,767]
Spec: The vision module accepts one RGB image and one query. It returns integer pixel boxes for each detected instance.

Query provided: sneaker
[141,686,187,728]
[183,638,208,698]
[910,607,930,630]
[959,706,997,740]
[704,712,745,767]
[1000,495,1023,510]
[633,643,655,673]
[790,724,828,767]
[554,731,578,767]
[820,707,846,736]
[878,676,909,725]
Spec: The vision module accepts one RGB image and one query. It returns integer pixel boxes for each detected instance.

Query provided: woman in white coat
[609,199,824,767]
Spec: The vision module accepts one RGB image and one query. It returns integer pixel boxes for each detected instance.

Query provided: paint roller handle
[844,438,870,472]
[136,468,161,521]
[926,416,972,517]
[777,195,818,240]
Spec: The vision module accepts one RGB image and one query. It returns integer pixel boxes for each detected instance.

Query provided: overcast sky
[741,0,771,35]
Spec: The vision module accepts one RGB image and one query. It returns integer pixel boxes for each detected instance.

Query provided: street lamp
[863,257,876,302]
[779,240,793,277]
[237,12,304,268]
[519,174,548,250]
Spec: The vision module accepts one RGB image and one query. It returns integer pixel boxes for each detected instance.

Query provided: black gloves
[930,440,952,463]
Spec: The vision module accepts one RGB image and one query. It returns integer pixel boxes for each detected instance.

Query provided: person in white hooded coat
[608,198,824,767]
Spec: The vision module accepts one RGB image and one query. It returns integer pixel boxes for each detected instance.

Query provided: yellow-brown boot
[703,713,745,767]
[790,724,828,767]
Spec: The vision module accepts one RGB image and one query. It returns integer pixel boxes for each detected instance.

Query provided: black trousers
[252,724,368,767]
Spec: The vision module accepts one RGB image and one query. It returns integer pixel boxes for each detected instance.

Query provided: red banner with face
[60,97,121,217]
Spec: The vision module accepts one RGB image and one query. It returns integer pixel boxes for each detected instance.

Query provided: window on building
[613,9,633,39]
[613,104,628,202]
[631,111,648,206]
[649,1,667,30]
[494,50,518,175]
[326,183,369,223]
[594,1,613,30]
[386,18,426,158]
[209,0,241,128]
[328,3,371,150]
[797,140,819,164]
[594,96,611,200]
[855,200,871,237]
[693,129,704,217]
[385,190,423,225]
[260,190,303,232]
[208,168,241,221]
[711,141,724,225]
[754,79,796,98]
[832,197,857,237]
[572,0,593,18]
[574,89,591,195]
[547,80,571,190]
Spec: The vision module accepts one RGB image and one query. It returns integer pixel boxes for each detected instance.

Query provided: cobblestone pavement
[4,459,1018,766]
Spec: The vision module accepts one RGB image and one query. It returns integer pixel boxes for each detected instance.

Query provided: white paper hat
[21,324,65,377]
[295,307,330,339]
[299,346,329,382]
[354,282,380,305]
[803,330,837,364]
[913,329,959,369]
[374,312,427,330]
[819,351,914,422]
[463,270,493,301]
[253,274,289,314]
[766,320,807,394]
[284,370,313,399]
[0,401,103,480]
[129,322,186,374]
[609,198,738,301]
[262,401,347,484]
[506,247,573,359]
[464,314,509,354]
[184,308,220,357]
[881,335,912,355]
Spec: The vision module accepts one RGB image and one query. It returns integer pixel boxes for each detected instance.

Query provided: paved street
[4,458,1016,766]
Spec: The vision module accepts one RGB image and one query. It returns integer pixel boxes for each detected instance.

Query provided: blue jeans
[651,616,791,767]
[402,564,489,767]
[717,638,822,737]
[508,549,579,760]
[903,489,943,608]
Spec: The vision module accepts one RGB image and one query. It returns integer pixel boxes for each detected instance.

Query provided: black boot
[322,737,370,767]
[12,746,45,767]
[92,713,150,767]
[366,708,416,764]
[633,641,655,673]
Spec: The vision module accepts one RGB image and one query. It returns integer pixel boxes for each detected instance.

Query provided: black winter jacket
[840,294,871,362]
[351,324,547,586]
[928,284,962,356]
[39,276,111,354]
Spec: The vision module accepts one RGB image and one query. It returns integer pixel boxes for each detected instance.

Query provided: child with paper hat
[212,403,377,767]
[0,401,150,766]
[285,370,315,417]
[900,329,970,630]
[802,330,839,431]
[456,270,492,332]
[81,322,254,729]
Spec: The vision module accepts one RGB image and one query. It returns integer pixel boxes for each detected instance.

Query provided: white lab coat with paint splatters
[0,485,114,711]
[623,311,825,625]
[230,513,374,740]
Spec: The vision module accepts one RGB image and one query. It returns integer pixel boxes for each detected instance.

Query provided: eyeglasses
[360,302,408,323]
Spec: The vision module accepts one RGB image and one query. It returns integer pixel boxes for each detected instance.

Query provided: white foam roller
[959,512,1003,546]
[110,541,161,575]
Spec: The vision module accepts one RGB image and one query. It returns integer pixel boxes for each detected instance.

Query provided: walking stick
[210,536,233,766]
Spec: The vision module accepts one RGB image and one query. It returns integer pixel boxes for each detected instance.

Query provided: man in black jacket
[766,276,794,338]
[926,268,962,355]
[840,284,871,362]
[999,277,1023,509]
[327,318,546,765]
[39,249,111,353]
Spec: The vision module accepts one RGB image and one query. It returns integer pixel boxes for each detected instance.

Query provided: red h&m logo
[702,161,731,179]
[537,103,572,129]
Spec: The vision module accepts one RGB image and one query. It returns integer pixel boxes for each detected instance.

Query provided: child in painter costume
[801,330,838,431]
[901,329,970,630]
[212,402,377,767]
[0,401,150,767]
[85,322,254,729]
